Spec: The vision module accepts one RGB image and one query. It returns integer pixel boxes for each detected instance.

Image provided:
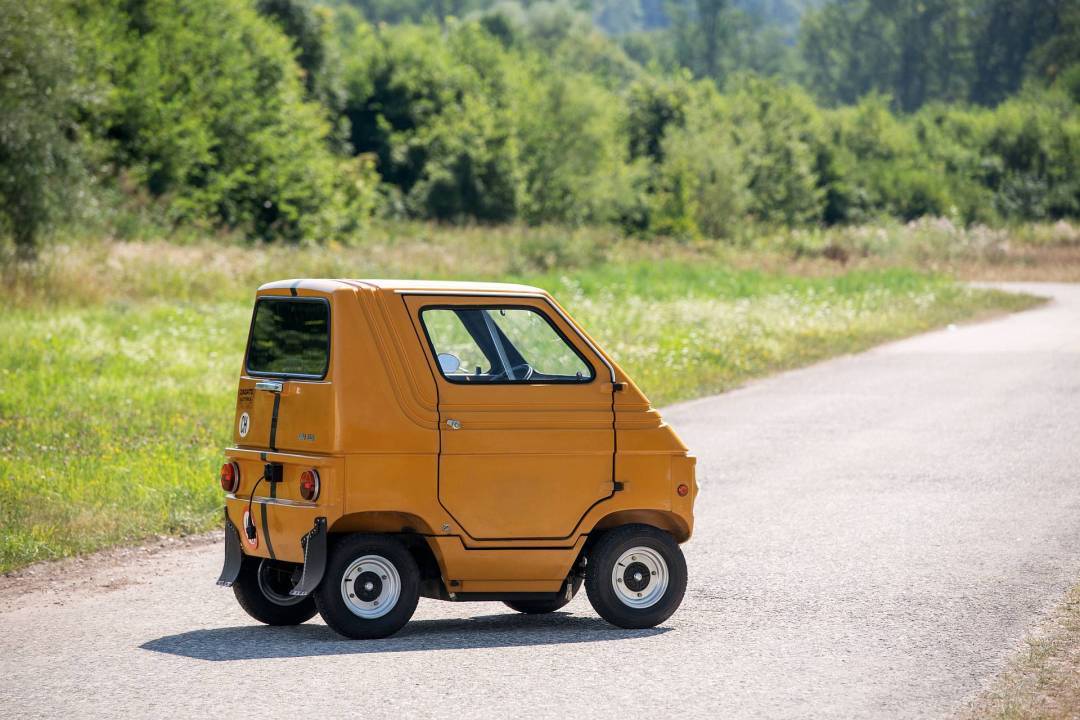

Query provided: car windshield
[421,307,592,384]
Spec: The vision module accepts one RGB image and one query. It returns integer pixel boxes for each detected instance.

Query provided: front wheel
[584,525,687,629]
[233,556,318,626]
[314,535,420,639]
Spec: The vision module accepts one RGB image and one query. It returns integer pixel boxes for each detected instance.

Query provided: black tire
[503,575,583,614]
[584,524,687,629]
[233,556,318,626]
[314,534,420,639]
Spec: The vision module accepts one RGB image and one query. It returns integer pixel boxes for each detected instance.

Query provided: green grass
[0,231,1042,572]
[540,264,1037,404]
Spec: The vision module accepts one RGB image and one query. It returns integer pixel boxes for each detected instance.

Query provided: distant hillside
[593,0,822,35]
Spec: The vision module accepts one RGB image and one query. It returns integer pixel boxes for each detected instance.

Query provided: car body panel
[223,279,696,592]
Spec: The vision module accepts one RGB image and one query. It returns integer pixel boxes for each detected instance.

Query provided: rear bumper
[224,494,326,563]
[222,446,343,560]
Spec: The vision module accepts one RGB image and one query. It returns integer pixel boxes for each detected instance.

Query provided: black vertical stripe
[260,487,276,560]
[268,393,281,451]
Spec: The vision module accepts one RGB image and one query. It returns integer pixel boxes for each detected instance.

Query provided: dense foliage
[799,0,1080,110]
[0,0,83,256]
[1,0,1077,251]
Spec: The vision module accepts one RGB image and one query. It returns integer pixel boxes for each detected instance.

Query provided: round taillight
[220,462,240,493]
[300,469,320,502]
[677,483,689,497]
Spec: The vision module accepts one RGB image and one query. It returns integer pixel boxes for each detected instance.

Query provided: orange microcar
[217,279,697,638]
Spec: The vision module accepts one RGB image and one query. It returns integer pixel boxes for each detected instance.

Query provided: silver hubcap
[340,555,400,620]
[611,546,669,609]
[257,559,306,606]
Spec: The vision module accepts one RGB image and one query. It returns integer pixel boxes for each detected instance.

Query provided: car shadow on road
[141,612,668,661]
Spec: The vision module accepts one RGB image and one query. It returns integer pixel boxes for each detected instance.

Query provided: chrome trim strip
[225,494,318,508]
[226,447,340,462]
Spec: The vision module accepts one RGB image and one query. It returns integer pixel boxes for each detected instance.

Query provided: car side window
[420,306,593,384]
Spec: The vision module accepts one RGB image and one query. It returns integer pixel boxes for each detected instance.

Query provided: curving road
[2,282,1079,719]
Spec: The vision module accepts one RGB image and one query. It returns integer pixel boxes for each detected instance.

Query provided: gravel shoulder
[0,533,217,614]
[958,580,1080,719]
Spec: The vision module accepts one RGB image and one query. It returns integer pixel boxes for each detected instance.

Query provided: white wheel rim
[340,555,401,620]
[611,546,669,609]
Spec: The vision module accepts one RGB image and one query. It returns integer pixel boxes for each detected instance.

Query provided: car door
[404,294,616,540]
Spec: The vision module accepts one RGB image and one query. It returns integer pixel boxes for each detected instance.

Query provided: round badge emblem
[238,411,250,438]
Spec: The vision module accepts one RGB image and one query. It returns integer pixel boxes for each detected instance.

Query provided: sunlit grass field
[0,227,1042,571]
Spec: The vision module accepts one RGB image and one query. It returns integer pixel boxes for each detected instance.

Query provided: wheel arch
[329,510,437,536]
[589,510,690,543]
[324,516,445,593]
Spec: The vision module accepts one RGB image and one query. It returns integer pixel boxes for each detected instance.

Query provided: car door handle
[446,419,462,430]
[255,381,283,393]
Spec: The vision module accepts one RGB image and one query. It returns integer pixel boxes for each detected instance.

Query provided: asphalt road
[2,282,1079,720]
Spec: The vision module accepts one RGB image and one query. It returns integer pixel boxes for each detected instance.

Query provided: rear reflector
[300,469,320,502]
[220,462,240,493]
[676,483,689,497]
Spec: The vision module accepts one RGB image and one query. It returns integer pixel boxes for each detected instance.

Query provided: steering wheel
[492,362,535,381]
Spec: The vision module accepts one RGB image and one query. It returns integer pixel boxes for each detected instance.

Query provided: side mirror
[437,353,461,374]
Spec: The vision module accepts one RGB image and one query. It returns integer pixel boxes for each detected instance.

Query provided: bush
[982,92,1080,220]
[343,18,638,226]
[76,0,375,242]
[722,76,825,226]
[343,22,521,221]
[510,60,635,225]
[649,93,750,238]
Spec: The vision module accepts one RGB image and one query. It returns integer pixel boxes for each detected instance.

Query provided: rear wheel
[233,556,317,626]
[584,525,687,629]
[314,534,420,639]
[503,575,583,614]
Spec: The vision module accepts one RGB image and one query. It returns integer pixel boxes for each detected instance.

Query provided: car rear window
[246,298,330,378]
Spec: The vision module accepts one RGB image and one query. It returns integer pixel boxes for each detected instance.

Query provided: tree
[78,0,376,241]
[971,0,1077,106]
[511,61,632,224]
[800,0,973,112]
[698,0,729,78]
[0,0,82,257]
[723,76,825,224]
[256,1,347,110]
[342,22,522,221]
[341,0,484,25]
[625,75,693,163]
[651,98,750,238]
[801,0,1079,110]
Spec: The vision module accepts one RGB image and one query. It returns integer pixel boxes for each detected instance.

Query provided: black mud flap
[290,517,327,596]
[216,509,243,587]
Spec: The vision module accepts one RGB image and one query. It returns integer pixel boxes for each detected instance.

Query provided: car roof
[258,278,548,295]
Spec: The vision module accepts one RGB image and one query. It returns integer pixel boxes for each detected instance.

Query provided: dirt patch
[0,532,218,613]
[949,245,1080,283]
